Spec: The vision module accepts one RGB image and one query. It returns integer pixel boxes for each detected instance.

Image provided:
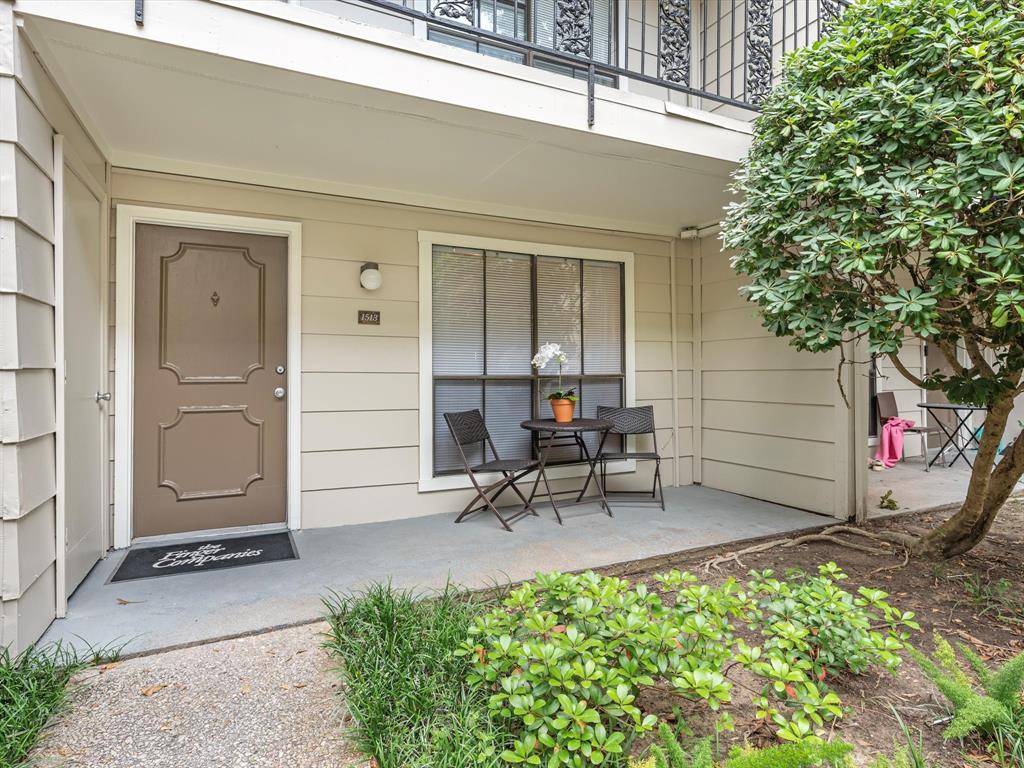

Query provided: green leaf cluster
[459,565,917,765]
[908,632,1024,740]
[721,0,1024,406]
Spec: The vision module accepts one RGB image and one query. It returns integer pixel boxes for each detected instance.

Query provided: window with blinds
[432,245,625,475]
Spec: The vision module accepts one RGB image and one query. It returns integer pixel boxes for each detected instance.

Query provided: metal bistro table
[917,402,988,469]
[520,418,613,525]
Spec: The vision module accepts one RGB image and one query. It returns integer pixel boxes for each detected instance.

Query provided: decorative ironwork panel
[745,0,774,104]
[430,0,474,21]
[658,0,691,85]
[556,0,592,57]
[820,0,843,32]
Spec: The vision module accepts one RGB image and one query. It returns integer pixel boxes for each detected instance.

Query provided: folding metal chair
[876,392,942,471]
[595,405,665,510]
[443,409,540,531]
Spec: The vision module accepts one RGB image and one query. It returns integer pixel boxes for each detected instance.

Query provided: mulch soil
[595,499,1024,767]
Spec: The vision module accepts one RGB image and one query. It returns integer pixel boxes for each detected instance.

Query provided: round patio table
[520,418,613,525]
[917,402,988,469]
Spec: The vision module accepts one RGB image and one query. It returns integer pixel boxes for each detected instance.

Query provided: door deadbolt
[276,365,286,374]
[273,387,286,399]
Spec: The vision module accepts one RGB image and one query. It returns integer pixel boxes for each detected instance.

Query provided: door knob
[95,391,111,402]
[273,387,286,399]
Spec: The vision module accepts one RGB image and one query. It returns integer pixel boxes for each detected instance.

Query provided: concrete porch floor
[866,456,976,517]
[42,486,829,656]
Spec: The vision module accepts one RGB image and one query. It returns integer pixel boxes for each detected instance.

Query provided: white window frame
[418,230,636,492]
[113,205,302,548]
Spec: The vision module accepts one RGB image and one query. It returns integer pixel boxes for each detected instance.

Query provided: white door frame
[54,136,110,615]
[113,205,302,549]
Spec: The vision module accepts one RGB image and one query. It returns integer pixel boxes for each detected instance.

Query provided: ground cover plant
[908,633,1024,766]
[322,582,509,768]
[721,0,1024,558]
[0,642,114,768]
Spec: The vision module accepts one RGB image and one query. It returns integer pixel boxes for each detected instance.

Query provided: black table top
[918,402,988,411]
[520,418,612,433]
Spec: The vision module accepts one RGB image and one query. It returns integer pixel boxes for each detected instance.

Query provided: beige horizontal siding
[0,369,55,442]
[301,334,418,373]
[703,370,836,406]
[0,498,55,598]
[0,219,55,304]
[302,410,417,452]
[0,434,57,518]
[302,446,418,490]
[0,294,55,369]
[703,400,835,443]
[703,459,835,516]
[302,258,417,301]
[301,296,417,337]
[698,238,842,518]
[302,372,418,411]
[703,429,835,481]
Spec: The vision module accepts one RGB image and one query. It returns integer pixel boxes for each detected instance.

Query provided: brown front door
[132,224,288,538]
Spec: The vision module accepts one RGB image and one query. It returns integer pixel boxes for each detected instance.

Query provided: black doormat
[110,531,298,582]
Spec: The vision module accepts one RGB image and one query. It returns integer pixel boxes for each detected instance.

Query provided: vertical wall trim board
[669,237,679,486]
[691,237,703,484]
[52,134,65,616]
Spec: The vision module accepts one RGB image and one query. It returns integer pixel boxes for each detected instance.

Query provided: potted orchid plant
[532,342,577,423]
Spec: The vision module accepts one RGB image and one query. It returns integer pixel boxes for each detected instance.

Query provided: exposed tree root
[700,524,916,572]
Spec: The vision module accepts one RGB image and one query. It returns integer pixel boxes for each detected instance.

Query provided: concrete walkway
[42,486,828,656]
[31,622,366,768]
[39,489,827,659]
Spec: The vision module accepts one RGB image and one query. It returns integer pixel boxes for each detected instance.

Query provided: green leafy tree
[721,0,1024,558]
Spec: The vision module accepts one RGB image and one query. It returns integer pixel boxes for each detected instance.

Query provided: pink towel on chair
[875,417,916,468]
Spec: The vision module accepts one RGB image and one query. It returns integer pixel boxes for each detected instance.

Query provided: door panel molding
[157,406,265,501]
[114,205,302,548]
[159,243,267,384]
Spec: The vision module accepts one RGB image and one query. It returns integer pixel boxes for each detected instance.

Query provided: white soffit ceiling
[29,17,738,234]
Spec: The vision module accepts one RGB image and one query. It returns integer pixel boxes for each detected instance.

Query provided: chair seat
[599,451,660,461]
[905,425,942,433]
[472,458,539,473]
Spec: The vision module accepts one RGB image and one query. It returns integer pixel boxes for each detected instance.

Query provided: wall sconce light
[360,262,383,291]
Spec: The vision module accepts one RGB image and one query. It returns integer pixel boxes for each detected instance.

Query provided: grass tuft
[323,582,507,768]
[1,642,118,768]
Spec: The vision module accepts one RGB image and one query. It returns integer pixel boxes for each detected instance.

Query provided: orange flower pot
[549,398,576,423]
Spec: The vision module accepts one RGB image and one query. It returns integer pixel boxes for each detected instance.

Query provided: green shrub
[743,564,917,743]
[461,566,915,765]
[908,633,1023,742]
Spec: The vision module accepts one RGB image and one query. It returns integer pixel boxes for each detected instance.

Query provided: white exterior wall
[1,5,108,651]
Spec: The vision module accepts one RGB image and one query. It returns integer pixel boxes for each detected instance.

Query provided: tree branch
[887,352,928,389]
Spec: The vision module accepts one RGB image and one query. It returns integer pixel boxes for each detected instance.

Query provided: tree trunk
[913,394,1022,559]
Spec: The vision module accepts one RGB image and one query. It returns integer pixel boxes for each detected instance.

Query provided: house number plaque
[357,310,381,325]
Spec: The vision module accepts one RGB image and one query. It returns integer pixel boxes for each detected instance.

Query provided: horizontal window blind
[432,244,625,476]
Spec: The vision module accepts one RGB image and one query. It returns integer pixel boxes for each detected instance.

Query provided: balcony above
[12,0,841,235]
[318,0,849,118]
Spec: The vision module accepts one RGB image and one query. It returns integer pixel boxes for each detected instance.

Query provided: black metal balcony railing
[360,0,849,123]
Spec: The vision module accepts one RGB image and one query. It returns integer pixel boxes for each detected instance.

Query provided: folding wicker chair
[595,405,665,510]
[443,409,540,531]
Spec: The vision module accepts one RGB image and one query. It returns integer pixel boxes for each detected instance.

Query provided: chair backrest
[596,405,655,435]
[875,391,899,423]
[443,409,490,447]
